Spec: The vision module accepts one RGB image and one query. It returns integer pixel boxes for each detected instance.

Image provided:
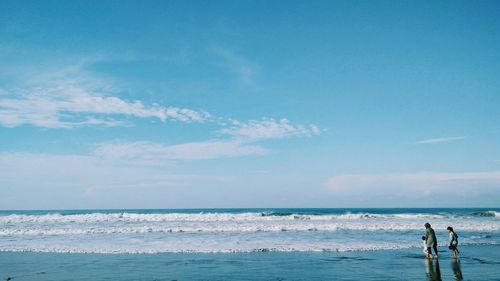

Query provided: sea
[0,208,498,254]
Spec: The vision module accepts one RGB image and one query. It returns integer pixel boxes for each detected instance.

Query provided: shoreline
[0,241,498,255]
[2,245,499,280]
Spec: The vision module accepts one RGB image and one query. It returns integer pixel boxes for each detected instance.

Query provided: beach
[1,245,500,280]
[0,209,499,280]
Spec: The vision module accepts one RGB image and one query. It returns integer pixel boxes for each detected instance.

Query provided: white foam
[0,241,498,254]
[1,212,499,236]
[0,219,499,236]
[1,211,498,254]
[0,212,468,224]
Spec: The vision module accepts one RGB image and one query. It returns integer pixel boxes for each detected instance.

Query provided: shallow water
[1,245,500,280]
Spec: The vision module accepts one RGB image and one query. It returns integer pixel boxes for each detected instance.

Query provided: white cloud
[328,171,500,189]
[0,59,322,165]
[219,118,321,141]
[325,171,500,206]
[0,59,321,148]
[0,64,210,128]
[93,140,268,162]
[87,118,319,163]
[410,136,465,144]
[327,171,500,196]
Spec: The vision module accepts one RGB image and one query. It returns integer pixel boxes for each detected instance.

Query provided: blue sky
[1,0,499,209]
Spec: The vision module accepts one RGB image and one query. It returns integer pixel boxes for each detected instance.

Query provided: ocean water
[0,208,498,254]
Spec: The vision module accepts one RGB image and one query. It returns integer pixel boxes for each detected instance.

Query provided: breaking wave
[1,209,498,254]
[0,211,464,224]
[470,211,499,217]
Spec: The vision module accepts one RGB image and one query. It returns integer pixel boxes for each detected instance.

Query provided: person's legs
[450,246,456,257]
[433,243,439,257]
[426,247,433,258]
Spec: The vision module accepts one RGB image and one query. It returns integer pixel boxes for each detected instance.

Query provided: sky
[0,0,499,209]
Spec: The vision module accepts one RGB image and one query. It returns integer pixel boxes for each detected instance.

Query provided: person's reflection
[451,259,463,280]
[425,258,442,281]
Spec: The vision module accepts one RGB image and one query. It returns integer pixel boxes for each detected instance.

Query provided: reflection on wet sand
[451,259,463,280]
[425,259,442,281]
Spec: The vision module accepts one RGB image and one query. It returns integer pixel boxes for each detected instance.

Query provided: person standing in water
[424,223,438,259]
[447,226,460,258]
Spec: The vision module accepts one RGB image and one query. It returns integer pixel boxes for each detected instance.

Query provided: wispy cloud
[0,152,236,209]
[0,64,210,128]
[219,118,321,141]
[327,171,500,195]
[409,136,465,145]
[0,152,179,190]
[324,171,500,207]
[0,58,322,164]
[211,46,255,85]
[90,117,322,163]
[89,117,322,163]
[328,171,500,191]
[93,140,268,162]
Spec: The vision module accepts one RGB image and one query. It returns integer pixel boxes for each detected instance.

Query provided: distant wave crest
[470,211,499,217]
[0,211,456,224]
[0,212,499,236]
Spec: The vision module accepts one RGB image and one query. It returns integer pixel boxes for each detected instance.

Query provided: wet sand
[1,245,499,280]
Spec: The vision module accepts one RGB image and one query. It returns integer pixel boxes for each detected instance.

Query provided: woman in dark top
[424,222,438,258]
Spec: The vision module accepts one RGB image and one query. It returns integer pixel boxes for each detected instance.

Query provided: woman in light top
[447,226,460,258]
